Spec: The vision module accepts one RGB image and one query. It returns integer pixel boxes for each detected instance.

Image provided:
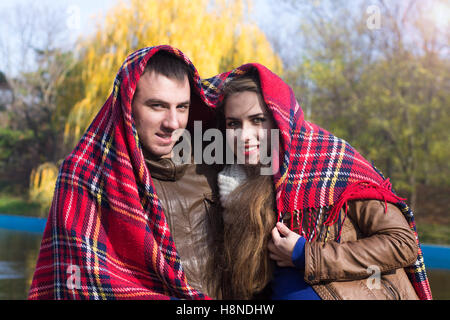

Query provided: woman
[209,66,432,300]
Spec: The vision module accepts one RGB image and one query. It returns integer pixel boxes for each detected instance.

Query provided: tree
[0,3,78,193]
[64,0,282,147]
[280,0,450,212]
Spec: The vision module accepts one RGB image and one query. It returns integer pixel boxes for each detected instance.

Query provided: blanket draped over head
[206,64,432,300]
[29,46,218,300]
[29,45,431,300]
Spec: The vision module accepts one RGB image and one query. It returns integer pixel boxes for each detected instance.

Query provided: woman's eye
[252,117,266,124]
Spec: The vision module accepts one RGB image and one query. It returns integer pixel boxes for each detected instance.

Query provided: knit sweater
[271,237,320,300]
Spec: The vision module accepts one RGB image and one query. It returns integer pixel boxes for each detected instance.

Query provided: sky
[0,0,117,74]
[0,0,291,44]
[0,0,300,74]
[0,0,114,37]
[0,0,447,74]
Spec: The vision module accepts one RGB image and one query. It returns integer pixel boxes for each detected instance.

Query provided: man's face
[132,70,190,158]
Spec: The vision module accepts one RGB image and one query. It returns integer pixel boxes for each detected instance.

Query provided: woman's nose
[240,123,259,142]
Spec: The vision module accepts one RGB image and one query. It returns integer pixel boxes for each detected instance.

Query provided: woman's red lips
[243,145,259,155]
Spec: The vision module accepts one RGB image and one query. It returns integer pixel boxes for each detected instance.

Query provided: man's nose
[162,108,179,131]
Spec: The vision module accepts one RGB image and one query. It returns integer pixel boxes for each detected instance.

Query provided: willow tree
[64,0,282,147]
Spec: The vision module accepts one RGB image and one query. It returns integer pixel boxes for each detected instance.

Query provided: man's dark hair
[145,51,193,82]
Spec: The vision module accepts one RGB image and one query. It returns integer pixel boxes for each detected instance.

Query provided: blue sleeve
[291,237,306,269]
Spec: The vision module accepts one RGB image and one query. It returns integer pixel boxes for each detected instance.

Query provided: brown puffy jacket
[283,200,419,300]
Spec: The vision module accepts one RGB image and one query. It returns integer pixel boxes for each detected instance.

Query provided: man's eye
[150,104,163,108]
[178,104,189,110]
[227,121,240,128]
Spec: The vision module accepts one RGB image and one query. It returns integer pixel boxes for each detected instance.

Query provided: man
[131,51,222,298]
[28,46,220,300]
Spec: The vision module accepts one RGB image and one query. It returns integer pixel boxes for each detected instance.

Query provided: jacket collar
[143,148,189,181]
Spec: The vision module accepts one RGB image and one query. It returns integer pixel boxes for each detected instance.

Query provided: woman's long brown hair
[208,73,277,300]
[225,170,276,299]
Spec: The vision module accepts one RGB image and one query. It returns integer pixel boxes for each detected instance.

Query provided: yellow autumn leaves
[29,162,59,216]
[30,0,281,214]
[64,0,281,147]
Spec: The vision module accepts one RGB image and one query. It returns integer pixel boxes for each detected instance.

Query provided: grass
[416,222,450,246]
[0,193,43,217]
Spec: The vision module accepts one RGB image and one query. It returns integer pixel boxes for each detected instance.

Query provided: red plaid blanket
[29,46,432,300]
[29,46,216,300]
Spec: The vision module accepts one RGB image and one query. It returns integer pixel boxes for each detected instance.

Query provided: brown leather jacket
[144,155,221,298]
[284,200,419,300]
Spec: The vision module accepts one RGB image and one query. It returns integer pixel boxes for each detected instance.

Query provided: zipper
[382,278,400,300]
[381,279,399,300]
[203,193,217,216]
[324,284,340,300]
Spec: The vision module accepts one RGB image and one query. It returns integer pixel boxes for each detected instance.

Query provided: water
[420,243,450,270]
[0,214,46,233]
[0,215,449,300]
[0,228,42,299]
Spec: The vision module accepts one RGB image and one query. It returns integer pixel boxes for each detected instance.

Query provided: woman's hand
[268,222,301,267]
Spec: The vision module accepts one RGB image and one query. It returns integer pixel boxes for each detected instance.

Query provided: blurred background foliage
[64,0,282,147]
[0,0,448,243]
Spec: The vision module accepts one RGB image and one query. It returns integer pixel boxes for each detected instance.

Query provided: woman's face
[224,91,276,165]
